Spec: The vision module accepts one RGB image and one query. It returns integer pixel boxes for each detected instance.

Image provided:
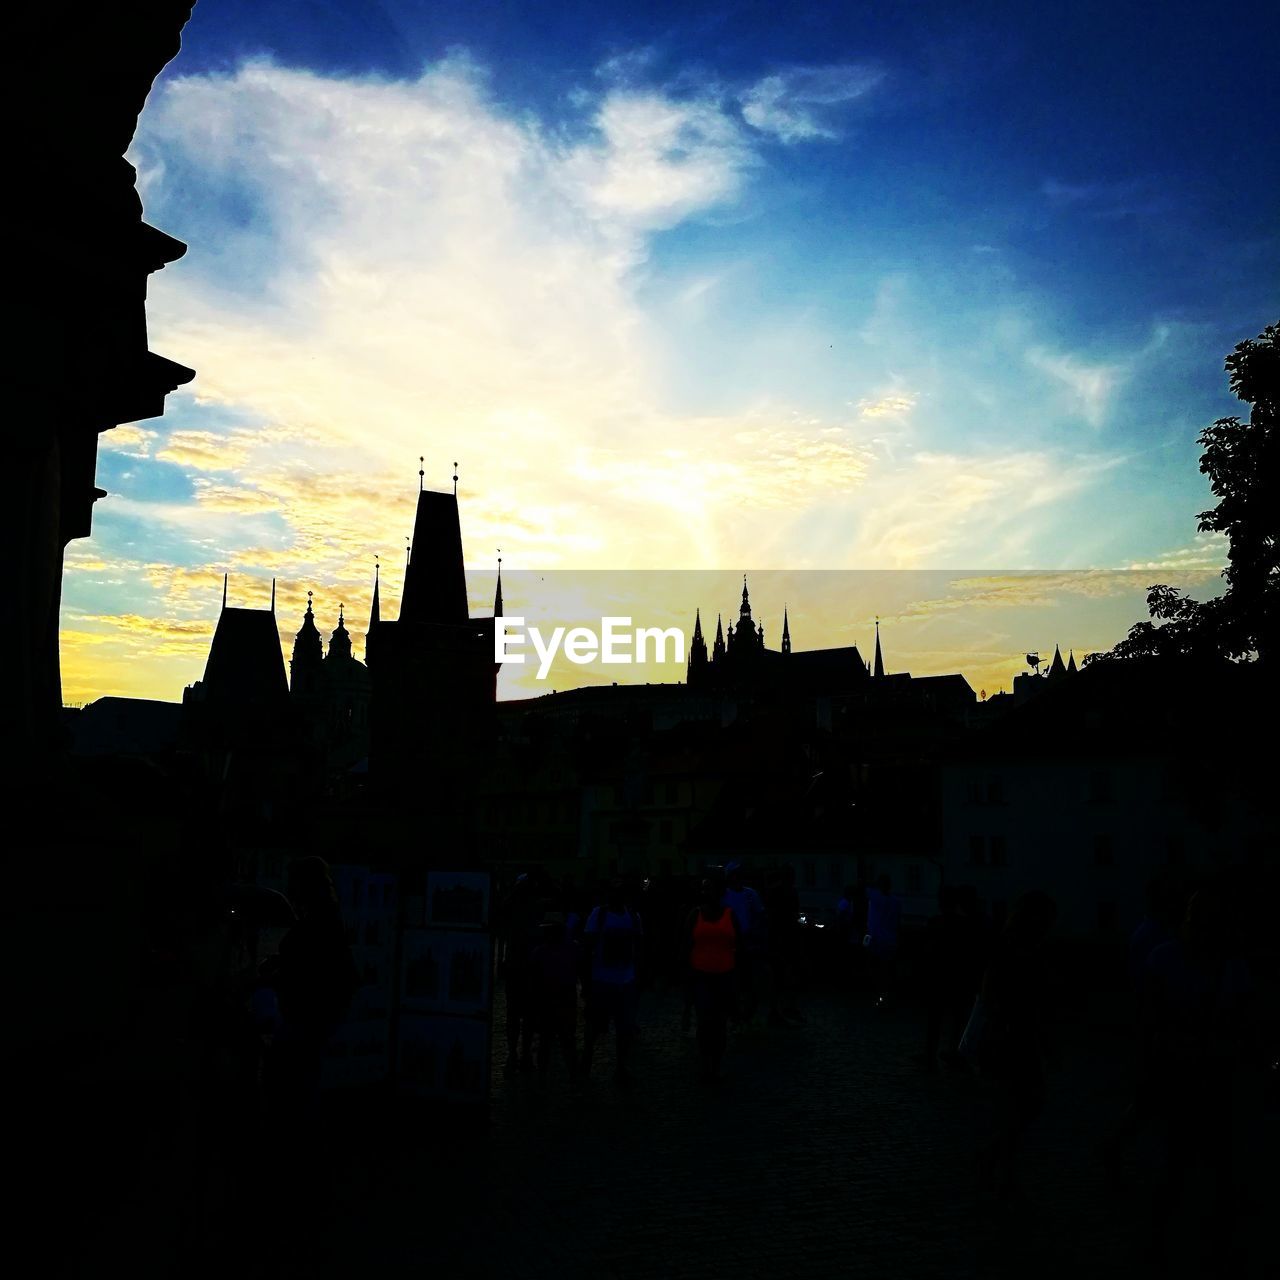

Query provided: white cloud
[116,56,1129,596]
[740,64,884,142]
[1025,346,1126,428]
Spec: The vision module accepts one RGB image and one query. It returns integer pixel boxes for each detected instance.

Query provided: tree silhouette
[1089,322,1277,666]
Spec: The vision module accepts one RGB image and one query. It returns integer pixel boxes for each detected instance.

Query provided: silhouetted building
[65,695,183,759]
[288,592,372,770]
[21,2,196,764]
[367,482,502,836]
[940,657,1272,938]
[687,577,872,695]
[183,576,289,745]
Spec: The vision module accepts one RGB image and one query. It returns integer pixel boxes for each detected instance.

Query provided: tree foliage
[1088,322,1278,666]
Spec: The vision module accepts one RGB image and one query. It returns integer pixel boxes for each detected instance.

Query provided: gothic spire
[369,557,380,629]
[494,550,503,618]
[1048,643,1067,678]
[1067,649,1078,675]
[692,608,704,642]
[873,617,885,678]
[782,606,791,655]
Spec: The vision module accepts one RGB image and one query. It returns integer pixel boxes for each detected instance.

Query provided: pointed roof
[493,555,503,618]
[368,559,380,629]
[400,488,469,625]
[1067,649,1078,675]
[692,608,704,642]
[295,590,321,640]
[715,613,724,644]
[1048,643,1067,678]
[782,606,791,653]
[202,580,288,706]
[873,618,885,678]
[329,603,352,661]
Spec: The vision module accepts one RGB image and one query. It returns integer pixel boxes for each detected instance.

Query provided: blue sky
[62,0,1278,700]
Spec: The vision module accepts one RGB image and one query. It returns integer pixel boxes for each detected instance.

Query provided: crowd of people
[497,861,821,1087]
[172,853,1272,1270]
[496,858,1275,1241]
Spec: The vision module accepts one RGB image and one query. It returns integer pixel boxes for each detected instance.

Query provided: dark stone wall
[16,2,197,767]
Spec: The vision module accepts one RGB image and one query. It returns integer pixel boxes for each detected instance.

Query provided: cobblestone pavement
[312,986,1276,1280]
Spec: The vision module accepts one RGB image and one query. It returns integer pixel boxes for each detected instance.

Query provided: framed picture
[401,929,490,1015]
[398,1013,488,1101]
[426,871,490,930]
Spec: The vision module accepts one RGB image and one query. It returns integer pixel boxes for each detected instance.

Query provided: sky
[61,0,1279,702]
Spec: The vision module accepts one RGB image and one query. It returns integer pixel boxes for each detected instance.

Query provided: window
[990,836,1007,867]
[1094,834,1114,866]
[969,835,987,866]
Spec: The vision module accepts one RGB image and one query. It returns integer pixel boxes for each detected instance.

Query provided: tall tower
[328,603,353,663]
[687,608,709,685]
[290,591,324,696]
[873,618,885,679]
[781,606,791,655]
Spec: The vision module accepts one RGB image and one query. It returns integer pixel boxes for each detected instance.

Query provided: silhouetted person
[499,874,544,1074]
[975,889,1058,1200]
[722,861,766,1023]
[581,881,643,1085]
[687,872,740,1084]
[835,883,863,990]
[1100,870,1188,1168]
[1142,881,1253,1270]
[865,873,902,1006]
[266,857,357,1132]
[529,917,580,1083]
[258,856,357,1260]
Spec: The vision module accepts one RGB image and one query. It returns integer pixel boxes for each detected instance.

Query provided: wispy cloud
[740,64,885,142]
[57,54,1157,702]
[1025,347,1126,429]
[1040,176,1171,220]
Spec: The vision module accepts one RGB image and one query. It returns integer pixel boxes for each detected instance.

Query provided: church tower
[781,607,791,655]
[290,591,323,697]
[687,608,709,685]
[328,603,353,664]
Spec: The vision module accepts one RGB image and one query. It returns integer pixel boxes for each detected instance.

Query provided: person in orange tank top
[686,872,740,1084]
